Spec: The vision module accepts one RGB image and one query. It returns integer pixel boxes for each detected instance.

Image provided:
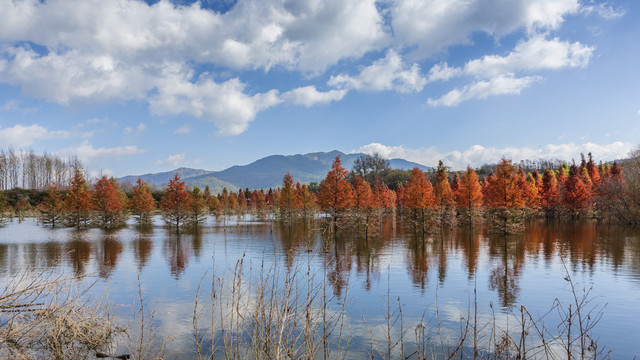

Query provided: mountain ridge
[118,150,431,191]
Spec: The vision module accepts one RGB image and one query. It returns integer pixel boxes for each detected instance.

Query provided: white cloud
[0,124,72,148]
[426,37,592,106]
[427,74,541,107]
[354,141,633,170]
[124,123,146,135]
[0,99,37,113]
[581,3,626,19]
[328,50,427,93]
[0,0,601,132]
[63,140,146,162]
[462,36,593,78]
[154,153,186,167]
[391,0,580,58]
[148,73,281,136]
[281,86,347,107]
[173,124,192,134]
[427,63,463,82]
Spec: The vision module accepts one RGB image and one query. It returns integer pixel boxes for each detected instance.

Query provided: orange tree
[64,170,93,228]
[403,167,436,233]
[317,156,353,232]
[129,178,156,225]
[455,167,483,225]
[483,159,525,233]
[278,173,298,220]
[160,174,193,231]
[93,176,126,228]
[37,183,65,228]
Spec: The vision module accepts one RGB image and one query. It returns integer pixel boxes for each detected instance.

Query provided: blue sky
[0,0,638,177]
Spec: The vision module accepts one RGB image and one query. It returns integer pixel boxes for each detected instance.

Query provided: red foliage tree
[540,169,560,214]
[562,164,592,215]
[65,170,93,228]
[93,176,126,228]
[37,183,65,227]
[403,167,436,231]
[279,173,299,219]
[160,174,193,230]
[317,156,353,229]
[129,178,156,225]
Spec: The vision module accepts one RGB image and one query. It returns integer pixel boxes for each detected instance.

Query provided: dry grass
[0,268,122,359]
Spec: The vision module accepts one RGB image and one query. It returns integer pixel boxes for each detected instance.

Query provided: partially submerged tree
[37,184,64,227]
[317,156,353,232]
[403,167,436,233]
[93,176,126,229]
[160,174,192,231]
[189,185,207,228]
[455,167,483,226]
[483,159,525,234]
[64,170,93,228]
[129,178,156,226]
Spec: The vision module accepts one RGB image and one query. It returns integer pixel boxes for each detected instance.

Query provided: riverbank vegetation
[0,147,638,234]
[0,149,640,237]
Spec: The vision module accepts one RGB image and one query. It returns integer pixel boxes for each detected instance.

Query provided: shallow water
[1,216,639,358]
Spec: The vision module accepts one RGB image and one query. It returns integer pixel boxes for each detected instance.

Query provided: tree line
[0,149,639,233]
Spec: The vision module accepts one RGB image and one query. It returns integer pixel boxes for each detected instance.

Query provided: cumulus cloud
[63,140,146,162]
[581,2,626,19]
[354,141,633,170]
[124,123,146,135]
[154,153,186,167]
[149,73,281,136]
[0,0,602,132]
[427,74,541,107]
[462,36,593,78]
[328,50,427,93]
[173,124,192,134]
[281,86,347,107]
[0,124,72,148]
[426,36,592,106]
[391,0,580,58]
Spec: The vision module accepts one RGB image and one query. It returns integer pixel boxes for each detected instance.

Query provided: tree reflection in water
[66,231,92,277]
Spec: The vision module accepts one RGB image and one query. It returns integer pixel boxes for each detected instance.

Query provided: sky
[0,0,639,177]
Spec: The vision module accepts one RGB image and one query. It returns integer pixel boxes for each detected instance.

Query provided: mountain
[118,151,431,191]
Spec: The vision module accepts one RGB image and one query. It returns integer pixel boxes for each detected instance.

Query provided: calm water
[1,217,639,358]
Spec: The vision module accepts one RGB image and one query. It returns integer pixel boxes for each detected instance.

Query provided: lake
[1,216,639,358]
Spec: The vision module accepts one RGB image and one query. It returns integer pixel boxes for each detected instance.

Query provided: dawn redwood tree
[433,160,455,226]
[160,174,193,231]
[563,164,593,217]
[317,156,353,232]
[456,167,483,225]
[190,186,207,228]
[37,183,64,227]
[296,183,316,218]
[540,169,560,216]
[129,178,156,225]
[352,176,376,236]
[279,173,297,220]
[93,176,126,228]
[65,170,93,228]
[483,159,525,233]
[403,167,436,233]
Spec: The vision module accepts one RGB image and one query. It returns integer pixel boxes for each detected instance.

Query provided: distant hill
[117,151,430,192]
